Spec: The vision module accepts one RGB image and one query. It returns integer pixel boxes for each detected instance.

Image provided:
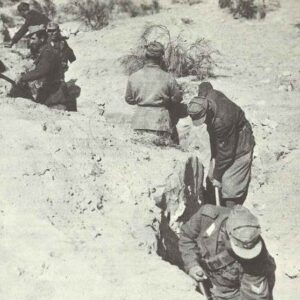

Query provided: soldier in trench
[179,204,276,300]
[125,41,186,146]
[187,82,255,208]
[15,25,71,110]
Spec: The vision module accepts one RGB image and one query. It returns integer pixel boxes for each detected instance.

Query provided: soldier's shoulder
[199,204,230,219]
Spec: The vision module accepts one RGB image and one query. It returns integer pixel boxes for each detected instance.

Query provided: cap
[198,81,213,97]
[26,24,46,37]
[226,205,262,259]
[187,96,208,126]
[145,41,165,58]
[47,22,60,31]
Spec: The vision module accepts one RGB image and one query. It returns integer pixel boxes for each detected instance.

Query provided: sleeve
[178,209,203,272]
[125,79,137,105]
[64,42,76,63]
[21,51,53,82]
[240,273,270,300]
[168,76,183,104]
[213,124,238,181]
[11,21,30,45]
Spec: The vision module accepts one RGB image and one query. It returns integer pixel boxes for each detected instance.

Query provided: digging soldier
[125,41,185,146]
[6,2,49,48]
[46,22,76,80]
[179,204,276,300]
[187,82,255,207]
[16,25,70,110]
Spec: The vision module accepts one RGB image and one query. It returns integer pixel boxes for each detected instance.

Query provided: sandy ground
[0,0,300,299]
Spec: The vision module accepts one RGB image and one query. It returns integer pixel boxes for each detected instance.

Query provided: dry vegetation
[62,0,160,30]
[219,0,271,19]
[119,24,219,79]
[30,0,57,19]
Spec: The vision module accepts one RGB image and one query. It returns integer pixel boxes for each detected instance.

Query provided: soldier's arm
[64,41,76,63]
[168,76,183,103]
[11,20,30,45]
[125,79,137,105]
[240,273,270,300]
[21,50,53,82]
[178,209,202,272]
[213,124,238,182]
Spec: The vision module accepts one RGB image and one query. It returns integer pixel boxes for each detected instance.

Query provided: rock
[181,18,194,24]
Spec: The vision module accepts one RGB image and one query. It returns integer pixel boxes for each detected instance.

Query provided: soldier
[179,204,276,300]
[125,41,185,146]
[7,2,49,48]
[46,22,76,79]
[17,25,68,110]
[187,82,255,207]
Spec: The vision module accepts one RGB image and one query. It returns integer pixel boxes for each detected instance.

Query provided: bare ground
[0,0,300,299]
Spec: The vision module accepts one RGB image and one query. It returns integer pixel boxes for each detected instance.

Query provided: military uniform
[179,205,275,300]
[189,85,255,205]
[20,43,68,108]
[125,62,183,144]
[11,10,49,46]
[49,38,76,79]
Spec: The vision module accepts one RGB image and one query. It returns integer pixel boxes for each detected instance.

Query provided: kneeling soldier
[179,205,276,300]
[17,26,69,110]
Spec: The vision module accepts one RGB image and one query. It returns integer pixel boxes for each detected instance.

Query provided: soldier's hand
[188,265,207,282]
[212,178,222,188]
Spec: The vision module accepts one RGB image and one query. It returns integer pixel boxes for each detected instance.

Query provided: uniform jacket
[11,10,49,45]
[179,205,275,300]
[21,43,67,106]
[205,90,255,181]
[125,62,183,133]
[49,38,76,79]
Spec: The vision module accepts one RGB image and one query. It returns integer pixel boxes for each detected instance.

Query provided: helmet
[46,22,60,32]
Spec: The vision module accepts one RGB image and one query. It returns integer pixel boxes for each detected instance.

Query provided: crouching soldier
[17,26,70,110]
[125,41,185,146]
[179,204,276,300]
[187,82,255,207]
[7,2,49,48]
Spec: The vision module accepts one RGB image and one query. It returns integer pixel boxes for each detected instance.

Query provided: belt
[201,250,235,271]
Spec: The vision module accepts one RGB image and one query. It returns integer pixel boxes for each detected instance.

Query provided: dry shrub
[31,0,57,19]
[65,0,113,30]
[172,0,202,5]
[119,24,219,79]
[115,0,160,17]
[219,0,268,19]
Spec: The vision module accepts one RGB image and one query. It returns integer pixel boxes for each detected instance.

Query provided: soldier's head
[27,25,48,52]
[17,2,30,18]
[187,96,208,127]
[226,205,263,260]
[145,41,165,65]
[187,82,213,126]
[46,22,60,41]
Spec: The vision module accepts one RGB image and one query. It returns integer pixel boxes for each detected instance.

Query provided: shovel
[199,281,213,300]
[215,186,220,206]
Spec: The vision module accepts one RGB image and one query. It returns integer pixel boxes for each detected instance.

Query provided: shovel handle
[199,282,212,300]
[215,187,220,206]
[0,73,16,85]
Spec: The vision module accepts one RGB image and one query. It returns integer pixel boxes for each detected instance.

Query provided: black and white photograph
[0,0,299,299]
